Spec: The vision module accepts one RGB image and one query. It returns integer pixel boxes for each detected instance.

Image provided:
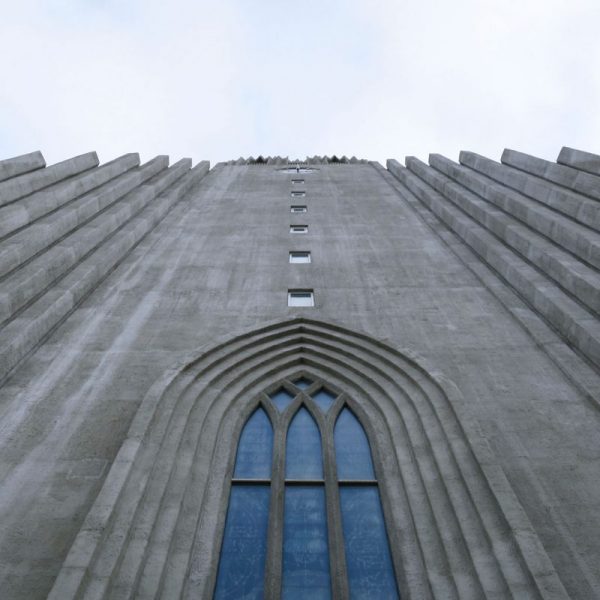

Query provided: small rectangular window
[288,290,314,307]
[291,190,306,197]
[292,179,305,185]
[289,251,311,263]
[290,205,307,213]
[290,225,308,233]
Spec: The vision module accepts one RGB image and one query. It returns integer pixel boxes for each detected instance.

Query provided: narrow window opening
[291,190,306,197]
[288,290,314,307]
[291,178,305,184]
[290,225,308,234]
[215,408,274,599]
[289,251,311,264]
[290,205,307,213]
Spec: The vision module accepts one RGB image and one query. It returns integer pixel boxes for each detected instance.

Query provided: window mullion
[322,410,350,599]
[263,413,285,600]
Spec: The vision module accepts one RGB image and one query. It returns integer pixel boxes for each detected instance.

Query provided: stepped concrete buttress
[0,149,598,599]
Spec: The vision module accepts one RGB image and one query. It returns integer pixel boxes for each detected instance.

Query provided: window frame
[289,251,311,264]
[287,290,315,307]
[213,374,401,599]
[289,225,308,234]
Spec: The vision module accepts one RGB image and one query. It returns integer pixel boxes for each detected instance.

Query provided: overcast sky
[1,0,599,167]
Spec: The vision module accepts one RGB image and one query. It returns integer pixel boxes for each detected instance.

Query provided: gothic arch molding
[49,318,567,600]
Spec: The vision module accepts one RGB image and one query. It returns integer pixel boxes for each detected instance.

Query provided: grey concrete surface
[0,152,98,208]
[0,151,45,184]
[502,148,600,203]
[388,158,600,370]
[558,146,600,176]
[461,151,600,231]
[0,154,597,598]
[429,153,600,271]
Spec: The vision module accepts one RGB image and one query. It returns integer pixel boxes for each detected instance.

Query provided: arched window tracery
[215,374,400,599]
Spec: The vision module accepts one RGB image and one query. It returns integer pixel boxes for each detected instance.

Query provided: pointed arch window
[215,375,400,599]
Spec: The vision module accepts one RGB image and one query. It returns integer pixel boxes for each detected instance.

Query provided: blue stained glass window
[282,485,331,599]
[334,409,375,480]
[311,388,336,413]
[215,485,271,600]
[340,486,399,599]
[234,408,273,479]
[270,388,296,412]
[293,377,312,390]
[286,408,323,480]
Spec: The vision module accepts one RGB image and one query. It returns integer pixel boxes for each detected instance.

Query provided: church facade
[0,146,598,599]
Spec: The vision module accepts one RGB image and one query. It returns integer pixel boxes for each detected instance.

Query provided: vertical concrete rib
[429,154,600,271]
[557,147,600,176]
[386,158,600,369]
[501,149,600,202]
[0,156,166,279]
[0,159,209,384]
[0,152,99,207]
[0,157,176,328]
[0,151,46,183]
[460,152,600,232]
[411,156,600,315]
[0,153,141,239]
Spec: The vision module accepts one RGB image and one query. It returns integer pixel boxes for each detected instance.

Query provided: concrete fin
[0,151,46,183]
[420,155,600,315]
[557,146,600,176]
[0,152,99,207]
[430,153,600,270]
[388,157,600,369]
[0,157,209,385]
[0,153,141,241]
[502,148,600,204]
[0,156,166,280]
[460,151,600,232]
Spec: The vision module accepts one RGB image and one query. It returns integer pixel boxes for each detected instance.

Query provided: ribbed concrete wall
[0,151,209,384]
[0,149,597,600]
[387,146,600,380]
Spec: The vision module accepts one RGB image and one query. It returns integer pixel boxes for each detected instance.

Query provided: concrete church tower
[0,146,598,599]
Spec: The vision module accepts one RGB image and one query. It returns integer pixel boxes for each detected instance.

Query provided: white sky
[1,0,599,167]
